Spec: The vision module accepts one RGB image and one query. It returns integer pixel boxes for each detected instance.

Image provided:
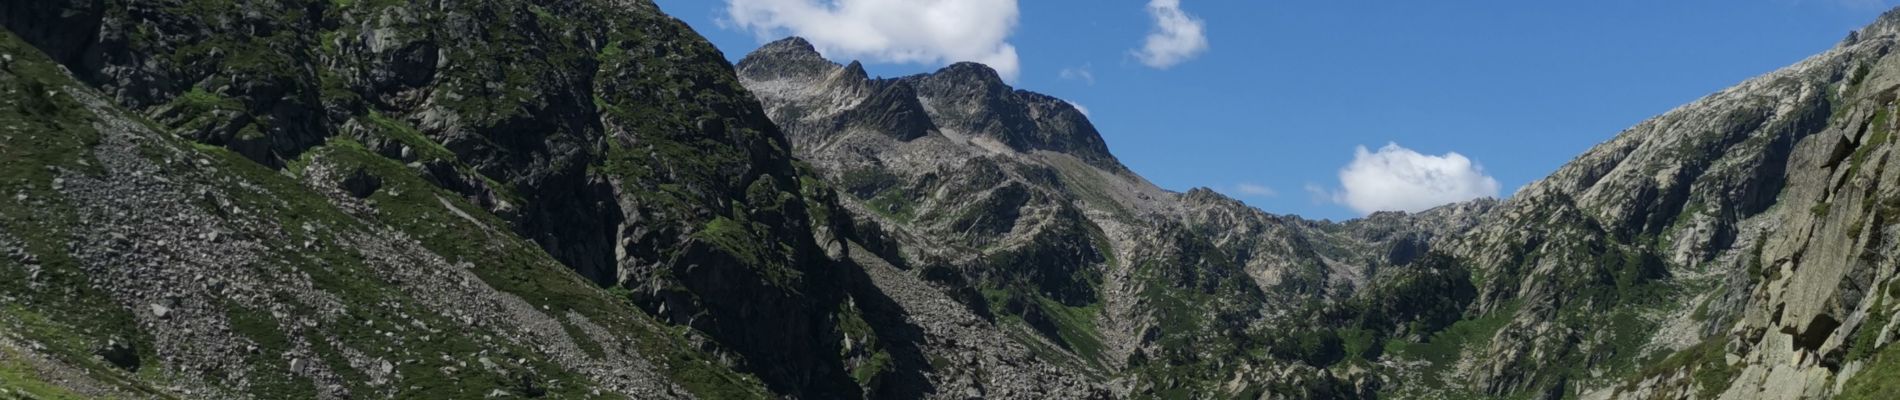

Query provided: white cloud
[1304,183,1331,204]
[1059,64,1095,85]
[1065,100,1092,117]
[723,0,1022,79]
[1331,143,1500,215]
[1233,183,1277,198]
[1132,0,1208,69]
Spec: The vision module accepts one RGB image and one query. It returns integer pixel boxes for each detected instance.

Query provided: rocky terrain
[736,37,1505,398]
[0,0,892,398]
[733,13,1900,399]
[1,0,1898,399]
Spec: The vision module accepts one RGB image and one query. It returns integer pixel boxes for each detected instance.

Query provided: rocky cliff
[3,1,1900,399]
[1431,10,1900,399]
[736,37,1504,398]
[0,0,917,398]
[734,10,1900,398]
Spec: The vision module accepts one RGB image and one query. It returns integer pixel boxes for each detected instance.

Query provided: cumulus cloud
[1065,100,1092,117]
[1059,64,1096,85]
[1233,183,1277,198]
[722,0,1022,79]
[1132,0,1208,69]
[1331,143,1500,215]
[1304,183,1331,204]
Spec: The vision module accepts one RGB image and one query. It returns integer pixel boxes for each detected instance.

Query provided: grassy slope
[0,28,769,398]
[0,30,176,399]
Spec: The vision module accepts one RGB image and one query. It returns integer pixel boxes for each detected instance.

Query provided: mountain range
[1,1,1897,399]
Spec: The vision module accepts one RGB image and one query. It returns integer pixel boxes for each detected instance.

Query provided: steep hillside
[1428,10,1900,399]
[5,0,1900,399]
[735,9,1900,398]
[737,37,1499,399]
[0,24,763,399]
[0,0,962,398]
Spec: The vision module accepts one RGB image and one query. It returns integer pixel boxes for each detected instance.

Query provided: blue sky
[654,0,1894,220]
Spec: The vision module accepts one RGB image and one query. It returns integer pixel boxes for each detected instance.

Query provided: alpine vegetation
[1,1,1899,399]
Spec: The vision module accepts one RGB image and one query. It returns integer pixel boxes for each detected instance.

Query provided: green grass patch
[1839,331,1900,400]
[1339,328,1380,362]
[0,12,773,400]
[0,31,174,398]
[293,139,767,399]
[222,304,318,398]
[834,298,891,387]
[1847,114,1893,179]
[695,216,803,288]
[331,0,405,10]
[363,112,455,162]
[1848,299,1892,363]
[976,287,1107,370]
[1034,296,1107,366]
[0,347,90,400]
[1388,301,1520,367]
[852,351,892,387]
[559,318,607,359]
[1689,344,1739,399]
[864,188,915,222]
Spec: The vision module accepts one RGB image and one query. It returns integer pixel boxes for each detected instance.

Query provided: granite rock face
[735,8,1900,397]
[5,1,1900,399]
[0,0,892,398]
[1424,9,1900,398]
[738,36,1503,398]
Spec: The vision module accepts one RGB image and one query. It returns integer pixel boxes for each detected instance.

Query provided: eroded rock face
[8,0,1900,398]
[735,8,1900,397]
[1429,10,1900,399]
[0,0,888,398]
[737,35,1501,399]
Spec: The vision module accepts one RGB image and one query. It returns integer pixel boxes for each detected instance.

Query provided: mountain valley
[1,1,1898,399]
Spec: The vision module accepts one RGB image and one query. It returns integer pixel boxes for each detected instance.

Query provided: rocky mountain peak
[903,61,1011,104]
[842,79,936,141]
[894,62,1121,169]
[762,35,818,53]
[14,0,1900,397]
[840,60,868,78]
[736,36,837,81]
[737,40,1124,170]
[934,61,1007,85]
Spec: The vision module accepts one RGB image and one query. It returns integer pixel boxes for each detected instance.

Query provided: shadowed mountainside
[1,1,1899,399]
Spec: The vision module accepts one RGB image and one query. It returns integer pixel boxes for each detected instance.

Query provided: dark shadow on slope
[643,239,865,398]
[838,253,938,399]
